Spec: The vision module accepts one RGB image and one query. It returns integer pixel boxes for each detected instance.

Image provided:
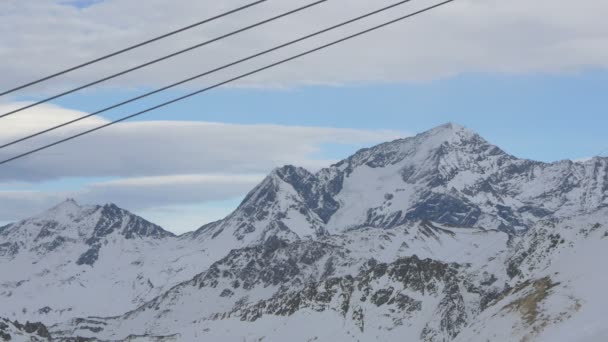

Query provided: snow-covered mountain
[1,123,607,341]
[194,123,607,244]
[0,200,225,325]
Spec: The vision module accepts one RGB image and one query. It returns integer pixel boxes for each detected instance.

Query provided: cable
[0,0,418,151]
[0,0,455,167]
[0,1,266,97]
[0,0,326,120]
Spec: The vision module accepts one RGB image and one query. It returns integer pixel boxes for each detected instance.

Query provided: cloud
[1,0,607,95]
[0,102,106,137]
[0,103,404,182]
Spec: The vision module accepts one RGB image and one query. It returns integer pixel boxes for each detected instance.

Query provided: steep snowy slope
[186,166,331,247]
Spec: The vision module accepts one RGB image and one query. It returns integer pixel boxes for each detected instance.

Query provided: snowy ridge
[1,123,608,341]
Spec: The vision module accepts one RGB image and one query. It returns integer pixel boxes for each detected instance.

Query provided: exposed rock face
[2,124,608,341]
[92,203,174,241]
[0,318,51,341]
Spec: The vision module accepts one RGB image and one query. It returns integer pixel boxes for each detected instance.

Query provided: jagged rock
[0,318,50,341]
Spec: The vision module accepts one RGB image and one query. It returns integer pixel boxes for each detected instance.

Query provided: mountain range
[1,123,607,341]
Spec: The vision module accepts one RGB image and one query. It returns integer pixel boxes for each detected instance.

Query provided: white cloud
[0,102,106,137]
[1,0,607,95]
[0,103,404,182]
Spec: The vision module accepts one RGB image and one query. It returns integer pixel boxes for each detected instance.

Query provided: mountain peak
[6,200,175,250]
[101,202,121,211]
[53,198,80,208]
[334,123,500,173]
[418,123,482,146]
[431,122,467,132]
[403,123,506,164]
[92,203,175,241]
[43,198,87,219]
[270,165,313,182]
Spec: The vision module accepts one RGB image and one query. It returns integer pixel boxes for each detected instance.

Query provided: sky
[0,0,607,233]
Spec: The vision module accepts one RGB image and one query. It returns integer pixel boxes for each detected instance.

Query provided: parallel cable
[0,0,266,97]
[0,0,326,119]
[0,0,455,167]
[0,0,418,150]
